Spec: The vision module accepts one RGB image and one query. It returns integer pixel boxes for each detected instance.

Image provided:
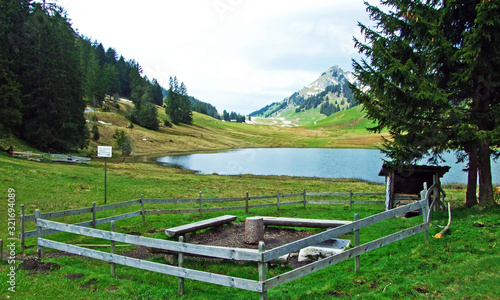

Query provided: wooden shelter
[379,164,450,210]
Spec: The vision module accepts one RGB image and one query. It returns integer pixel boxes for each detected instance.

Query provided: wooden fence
[10,151,90,164]
[20,190,384,251]
[34,197,430,299]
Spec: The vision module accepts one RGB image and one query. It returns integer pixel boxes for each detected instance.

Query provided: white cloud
[59,0,371,114]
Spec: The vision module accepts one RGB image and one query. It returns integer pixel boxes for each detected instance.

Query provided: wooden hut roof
[378,164,451,177]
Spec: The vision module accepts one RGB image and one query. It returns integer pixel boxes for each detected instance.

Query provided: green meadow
[0,143,498,299]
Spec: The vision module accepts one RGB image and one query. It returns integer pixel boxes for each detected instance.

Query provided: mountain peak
[249,65,357,120]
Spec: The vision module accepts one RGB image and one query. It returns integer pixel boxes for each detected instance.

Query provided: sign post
[97,146,113,203]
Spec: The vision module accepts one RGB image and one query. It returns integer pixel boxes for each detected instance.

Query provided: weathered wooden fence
[10,151,90,164]
[34,197,430,299]
[20,190,384,250]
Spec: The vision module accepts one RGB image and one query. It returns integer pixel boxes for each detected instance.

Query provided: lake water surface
[157,148,500,184]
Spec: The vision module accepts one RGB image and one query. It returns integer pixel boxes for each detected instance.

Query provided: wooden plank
[204,206,246,213]
[24,207,94,222]
[24,211,140,239]
[24,220,92,238]
[36,219,261,261]
[278,193,304,197]
[95,211,142,226]
[263,223,429,290]
[306,192,349,197]
[353,193,385,196]
[260,217,352,228]
[199,197,247,203]
[38,239,262,292]
[278,201,306,207]
[248,195,278,200]
[95,199,141,212]
[165,215,237,237]
[307,201,385,205]
[145,208,200,215]
[142,198,200,204]
[306,200,350,205]
[262,200,426,262]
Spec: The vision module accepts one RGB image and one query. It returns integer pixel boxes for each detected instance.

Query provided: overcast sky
[58,0,372,115]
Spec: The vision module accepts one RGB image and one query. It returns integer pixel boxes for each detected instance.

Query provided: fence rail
[34,196,429,299]
[20,190,385,251]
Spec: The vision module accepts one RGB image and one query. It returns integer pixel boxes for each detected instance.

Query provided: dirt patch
[188,222,317,250]
[123,222,320,268]
[19,258,60,274]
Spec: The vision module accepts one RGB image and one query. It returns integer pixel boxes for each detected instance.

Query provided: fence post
[303,189,307,209]
[421,184,429,244]
[178,235,185,296]
[92,202,97,229]
[245,192,249,214]
[35,209,44,259]
[354,213,360,271]
[20,204,25,254]
[0,240,3,261]
[349,190,353,211]
[140,194,146,224]
[276,190,280,211]
[199,191,203,218]
[258,241,267,300]
[110,220,116,277]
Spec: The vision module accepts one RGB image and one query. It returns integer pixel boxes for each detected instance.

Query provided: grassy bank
[0,151,499,299]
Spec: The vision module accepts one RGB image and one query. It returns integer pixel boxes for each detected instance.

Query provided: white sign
[97,146,113,158]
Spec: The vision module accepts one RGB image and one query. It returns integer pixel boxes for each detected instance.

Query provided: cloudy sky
[58,0,372,115]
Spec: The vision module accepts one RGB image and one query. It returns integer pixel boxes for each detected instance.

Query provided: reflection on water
[157,148,500,184]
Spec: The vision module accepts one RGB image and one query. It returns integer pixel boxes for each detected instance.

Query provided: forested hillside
[0,1,199,151]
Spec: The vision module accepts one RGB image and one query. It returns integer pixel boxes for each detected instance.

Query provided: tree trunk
[478,140,495,204]
[465,148,478,207]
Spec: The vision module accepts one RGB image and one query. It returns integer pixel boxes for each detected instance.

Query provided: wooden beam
[38,239,263,292]
[165,215,237,237]
[259,217,352,228]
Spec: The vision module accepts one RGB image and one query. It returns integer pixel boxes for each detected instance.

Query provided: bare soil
[123,222,319,268]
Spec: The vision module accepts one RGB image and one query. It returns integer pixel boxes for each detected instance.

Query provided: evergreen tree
[165,76,181,124]
[151,78,164,106]
[117,56,132,97]
[0,60,22,136]
[0,0,28,136]
[351,0,500,205]
[19,3,88,151]
[179,82,193,124]
[165,77,192,125]
[135,83,159,130]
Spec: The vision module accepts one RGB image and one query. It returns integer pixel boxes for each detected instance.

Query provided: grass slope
[81,99,389,156]
[0,153,498,299]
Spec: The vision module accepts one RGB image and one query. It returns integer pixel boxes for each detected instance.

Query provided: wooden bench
[50,154,91,164]
[12,151,44,162]
[165,215,237,237]
[258,217,352,228]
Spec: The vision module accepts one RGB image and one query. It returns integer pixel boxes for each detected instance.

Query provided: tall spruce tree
[351,0,500,206]
[0,0,28,136]
[19,3,88,151]
[165,76,182,124]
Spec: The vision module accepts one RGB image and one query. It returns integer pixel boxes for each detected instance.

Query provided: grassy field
[0,104,498,299]
[0,150,499,299]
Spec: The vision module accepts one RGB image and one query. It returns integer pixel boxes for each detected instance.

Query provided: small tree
[115,129,132,156]
[91,124,99,141]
